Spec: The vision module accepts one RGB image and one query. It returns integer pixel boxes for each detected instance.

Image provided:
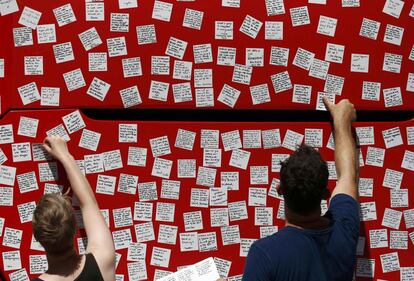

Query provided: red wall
[0,0,413,113]
[1,0,414,280]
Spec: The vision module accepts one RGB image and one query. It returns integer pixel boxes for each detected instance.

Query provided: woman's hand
[42,136,73,162]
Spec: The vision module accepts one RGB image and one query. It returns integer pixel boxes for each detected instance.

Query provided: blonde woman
[31,136,116,281]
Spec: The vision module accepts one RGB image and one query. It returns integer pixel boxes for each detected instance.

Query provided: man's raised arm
[323,97,358,200]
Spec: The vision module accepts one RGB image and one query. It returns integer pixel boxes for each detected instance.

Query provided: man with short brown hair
[242,98,359,281]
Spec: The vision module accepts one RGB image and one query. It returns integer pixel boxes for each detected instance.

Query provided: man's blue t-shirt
[243,194,360,281]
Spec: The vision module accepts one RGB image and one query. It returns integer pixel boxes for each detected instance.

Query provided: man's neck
[45,248,82,277]
[285,205,330,230]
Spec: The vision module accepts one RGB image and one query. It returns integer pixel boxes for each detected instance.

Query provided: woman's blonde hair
[32,193,77,254]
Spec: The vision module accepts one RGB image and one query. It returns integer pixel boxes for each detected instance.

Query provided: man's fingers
[322,96,333,112]
[352,108,357,121]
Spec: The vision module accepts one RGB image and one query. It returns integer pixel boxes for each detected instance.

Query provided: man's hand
[323,97,356,129]
[42,136,73,162]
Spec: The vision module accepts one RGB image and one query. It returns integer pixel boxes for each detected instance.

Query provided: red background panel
[0,109,413,280]
[0,0,413,114]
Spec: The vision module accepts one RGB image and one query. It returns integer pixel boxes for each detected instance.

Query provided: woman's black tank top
[31,253,104,281]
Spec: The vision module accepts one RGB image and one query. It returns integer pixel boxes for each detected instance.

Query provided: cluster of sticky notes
[0,0,412,113]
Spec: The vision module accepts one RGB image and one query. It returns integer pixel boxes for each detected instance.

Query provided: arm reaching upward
[43,136,96,207]
[43,136,116,281]
[323,97,358,200]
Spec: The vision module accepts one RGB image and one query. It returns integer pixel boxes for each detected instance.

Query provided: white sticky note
[383,53,402,73]
[0,0,19,16]
[18,116,39,138]
[63,68,86,92]
[271,71,292,93]
[107,37,127,57]
[53,42,74,64]
[383,0,404,18]
[265,21,283,40]
[86,77,111,101]
[406,73,414,92]
[290,6,310,27]
[194,44,213,64]
[362,81,381,101]
[382,208,402,229]
[360,18,380,40]
[222,0,240,8]
[12,142,32,162]
[383,87,402,108]
[382,127,403,148]
[401,150,414,171]
[18,82,40,105]
[325,43,345,64]
[165,37,187,59]
[309,59,330,80]
[250,84,271,105]
[317,15,337,37]
[183,8,204,30]
[137,24,157,45]
[316,92,335,111]
[351,54,369,73]
[232,64,252,85]
[119,0,137,9]
[215,21,234,40]
[380,252,400,273]
[110,13,129,32]
[37,24,56,44]
[78,27,102,51]
[0,166,16,186]
[218,84,240,108]
[19,6,42,29]
[120,86,142,108]
[53,4,76,27]
[2,251,21,271]
[62,110,85,134]
[86,2,105,21]
[383,24,404,46]
[239,15,263,39]
[293,48,315,70]
[2,227,23,249]
[13,27,33,47]
[152,1,173,22]
[149,80,169,101]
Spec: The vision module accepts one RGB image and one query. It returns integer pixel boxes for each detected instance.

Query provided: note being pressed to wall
[158,257,220,281]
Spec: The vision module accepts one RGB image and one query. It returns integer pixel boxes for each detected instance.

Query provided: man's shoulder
[330,193,358,206]
[327,194,360,227]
